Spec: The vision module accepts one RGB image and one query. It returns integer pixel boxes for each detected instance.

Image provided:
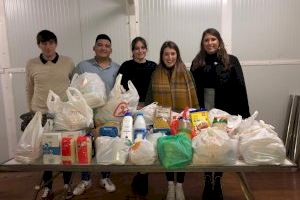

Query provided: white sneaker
[63,184,73,200]
[166,181,175,200]
[175,183,185,200]
[100,178,116,192]
[41,187,54,200]
[73,180,92,196]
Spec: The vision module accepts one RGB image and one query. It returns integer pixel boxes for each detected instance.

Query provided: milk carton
[42,132,61,164]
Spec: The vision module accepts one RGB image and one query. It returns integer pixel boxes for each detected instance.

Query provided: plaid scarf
[152,63,199,112]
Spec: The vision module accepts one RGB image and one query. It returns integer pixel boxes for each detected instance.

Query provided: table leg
[236,172,255,200]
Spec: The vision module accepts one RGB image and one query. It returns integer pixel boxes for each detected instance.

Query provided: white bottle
[120,112,133,142]
[133,113,147,142]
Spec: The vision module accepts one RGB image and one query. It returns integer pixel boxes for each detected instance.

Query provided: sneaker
[63,184,73,200]
[131,173,149,196]
[41,187,54,200]
[175,183,185,200]
[73,180,92,196]
[166,181,175,200]
[100,178,116,192]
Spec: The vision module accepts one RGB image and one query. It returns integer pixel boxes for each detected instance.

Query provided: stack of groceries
[15,73,287,169]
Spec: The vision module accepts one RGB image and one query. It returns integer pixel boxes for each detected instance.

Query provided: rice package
[76,135,92,164]
[42,132,61,164]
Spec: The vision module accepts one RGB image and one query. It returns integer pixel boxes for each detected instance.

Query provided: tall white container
[133,113,147,142]
[120,112,133,142]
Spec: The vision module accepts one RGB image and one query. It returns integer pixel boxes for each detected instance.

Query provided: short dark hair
[95,34,111,43]
[36,30,57,44]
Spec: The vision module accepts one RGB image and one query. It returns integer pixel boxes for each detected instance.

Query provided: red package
[76,136,92,164]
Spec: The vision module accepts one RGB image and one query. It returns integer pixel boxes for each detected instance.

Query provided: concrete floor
[0,171,300,200]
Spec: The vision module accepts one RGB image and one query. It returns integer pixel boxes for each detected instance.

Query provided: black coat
[191,54,250,118]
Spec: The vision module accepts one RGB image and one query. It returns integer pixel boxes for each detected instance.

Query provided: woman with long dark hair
[190,28,250,200]
[146,41,199,200]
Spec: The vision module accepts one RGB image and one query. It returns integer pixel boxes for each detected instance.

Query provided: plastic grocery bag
[96,136,130,165]
[129,140,156,165]
[70,73,107,108]
[239,120,286,165]
[15,111,43,163]
[157,133,192,169]
[192,127,238,165]
[47,87,93,131]
[94,74,139,125]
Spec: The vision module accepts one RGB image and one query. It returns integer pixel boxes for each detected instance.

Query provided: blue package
[99,126,118,137]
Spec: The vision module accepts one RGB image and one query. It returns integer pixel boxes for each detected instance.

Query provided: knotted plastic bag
[70,73,107,108]
[157,133,192,169]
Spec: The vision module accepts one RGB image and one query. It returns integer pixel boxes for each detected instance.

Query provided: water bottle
[120,112,133,142]
[133,113,147,142]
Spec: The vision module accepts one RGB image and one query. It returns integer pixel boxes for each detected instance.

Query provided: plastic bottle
[133,113,147,142]
[120,112,133,142]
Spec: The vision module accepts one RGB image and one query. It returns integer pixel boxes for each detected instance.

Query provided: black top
[117,59,157,102]
[191,54,250,118]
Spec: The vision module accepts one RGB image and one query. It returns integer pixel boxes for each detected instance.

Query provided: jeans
[166,172,185,183]
[43,171,72,189]
[81,171,111,181]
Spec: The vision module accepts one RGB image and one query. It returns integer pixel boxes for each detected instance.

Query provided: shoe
[166,181,175,200]
[100,178,116,192]
[73,180,92,196]
[202,175,213,200]
[41,187,54,200]
[213,176,223,200]
[131,173,149,196]
[63,184,73,200]
[175,183,185,200]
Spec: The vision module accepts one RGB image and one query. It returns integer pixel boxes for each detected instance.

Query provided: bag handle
[46,90,61,113]
[66,87,85,102]
[70,73,79,84]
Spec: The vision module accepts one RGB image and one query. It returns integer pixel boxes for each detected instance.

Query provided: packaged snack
[212,116,228,130]
[190,109,210,130]
[155,106,171,122]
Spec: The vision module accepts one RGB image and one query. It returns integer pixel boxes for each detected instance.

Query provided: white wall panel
[243,64,300,137]
[0,75,9,162]
[79,0,130,64]
[232,0,300,60]
[4,0,82,66]
[139,0,222,64]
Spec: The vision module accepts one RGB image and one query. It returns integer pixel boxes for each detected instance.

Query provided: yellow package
[190,110,210,130]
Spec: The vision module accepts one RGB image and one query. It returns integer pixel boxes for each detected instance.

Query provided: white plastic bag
[239,120,286,165]
[129,140,156,165]
[70,73,107,108]
[192,127,238,165]
[96,136,130,165]
[15,111,43,163]
[47,87,93,131]
[95,74,139,125]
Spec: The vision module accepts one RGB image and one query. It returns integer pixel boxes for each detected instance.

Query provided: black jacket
[191,54,250,118]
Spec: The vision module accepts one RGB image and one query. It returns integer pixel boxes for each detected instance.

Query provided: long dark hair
[191,28,230,71]
[159,41,185,68]
[131,36,147,51]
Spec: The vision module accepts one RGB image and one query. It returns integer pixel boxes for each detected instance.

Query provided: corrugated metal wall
[232,0,300,60]
[139,0,222,64]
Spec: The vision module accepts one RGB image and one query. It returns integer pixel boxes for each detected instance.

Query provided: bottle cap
[125,112,132,116]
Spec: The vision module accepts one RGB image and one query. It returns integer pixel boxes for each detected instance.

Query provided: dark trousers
[43,171,72,189]
[166,172,185,183]
[204,172,223,178]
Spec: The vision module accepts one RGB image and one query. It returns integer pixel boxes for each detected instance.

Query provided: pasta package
[76,135,92,164]
[61,136,76,164]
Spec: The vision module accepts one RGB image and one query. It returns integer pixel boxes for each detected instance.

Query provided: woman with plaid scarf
[146,41,199,200]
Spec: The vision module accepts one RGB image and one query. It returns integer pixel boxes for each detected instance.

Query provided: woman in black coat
[190,28,250,200]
